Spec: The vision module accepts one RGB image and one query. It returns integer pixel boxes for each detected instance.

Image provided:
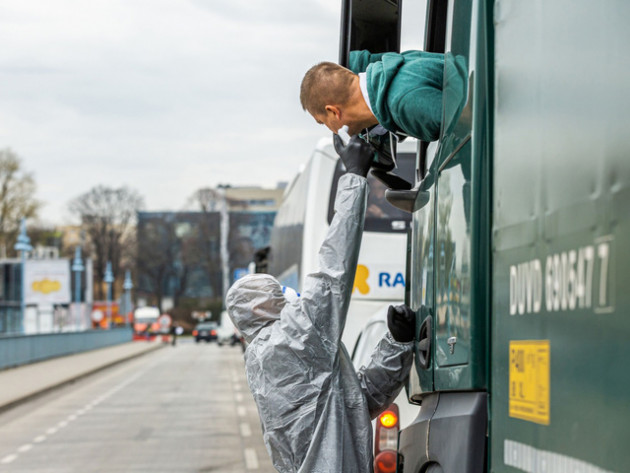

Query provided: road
[0,340,275,473]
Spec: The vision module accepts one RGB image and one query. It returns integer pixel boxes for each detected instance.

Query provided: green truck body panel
[491,0,630,470]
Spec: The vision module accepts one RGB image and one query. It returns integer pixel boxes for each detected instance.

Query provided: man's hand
[333,134,374,177]
[387,304,416,343]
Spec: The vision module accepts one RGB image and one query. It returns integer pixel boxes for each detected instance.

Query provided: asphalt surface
[0,339,275,472]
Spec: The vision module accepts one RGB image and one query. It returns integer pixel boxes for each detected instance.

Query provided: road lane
[0,340,275,473]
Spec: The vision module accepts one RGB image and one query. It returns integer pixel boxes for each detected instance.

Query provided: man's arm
[349,50,444,74]
[349,50,387,73]
[285,136,372,358]
[300,172,368,347]
[357,332,413,419]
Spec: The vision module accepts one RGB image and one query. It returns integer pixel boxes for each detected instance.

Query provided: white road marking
[17,444,32,453]
[235,393,244,402]
[1,454,17,464]
[244,448,259,469]
[237,406,247,417]
[233,383,242,392]
[240,423,252,437]
[0,346,170,468]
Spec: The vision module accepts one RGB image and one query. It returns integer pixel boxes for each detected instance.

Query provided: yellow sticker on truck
[509,340,550,425]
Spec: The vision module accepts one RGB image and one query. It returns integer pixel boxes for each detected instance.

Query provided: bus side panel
[300,147,337,288]
[268,161,310,288]
[492,1,630,471]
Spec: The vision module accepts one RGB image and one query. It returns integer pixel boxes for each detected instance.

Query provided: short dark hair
[300,62,356,115]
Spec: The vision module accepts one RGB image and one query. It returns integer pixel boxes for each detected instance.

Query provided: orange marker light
[379,411,398,428]
[374,450,397,473]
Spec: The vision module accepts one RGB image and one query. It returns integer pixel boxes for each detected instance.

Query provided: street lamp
[123,269,133,327]
[104,261,114,328]
[14,218,32,334]
[71,247,84,330]
[218,186,230,310]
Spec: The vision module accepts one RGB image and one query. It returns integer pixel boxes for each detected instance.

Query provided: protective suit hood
[226,274,285,343]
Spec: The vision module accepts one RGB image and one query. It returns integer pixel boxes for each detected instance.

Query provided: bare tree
[188,186,246,211]
[136,216,176,312]
[0,148,40,256]
[69,186,143,300]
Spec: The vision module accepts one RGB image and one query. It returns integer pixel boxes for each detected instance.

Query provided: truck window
[327,152,415,233]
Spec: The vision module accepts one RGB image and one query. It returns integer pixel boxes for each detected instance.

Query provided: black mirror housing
[339,0,402,68]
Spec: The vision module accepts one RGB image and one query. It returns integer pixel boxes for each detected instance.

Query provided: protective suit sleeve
[357,331,414,419]
[299,173,368,348]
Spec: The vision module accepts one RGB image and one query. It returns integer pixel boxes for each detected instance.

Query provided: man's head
[225,274,286,343]
[300,62,377,135]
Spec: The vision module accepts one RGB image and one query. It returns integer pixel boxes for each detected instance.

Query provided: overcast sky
[1,0,425,225]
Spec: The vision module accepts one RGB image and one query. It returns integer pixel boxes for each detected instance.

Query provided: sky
[0,0,425,225]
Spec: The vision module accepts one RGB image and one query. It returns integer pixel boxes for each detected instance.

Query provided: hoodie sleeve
[349,50,443,74]
[349,50,387,73]
[298,173,368,351]
[367,51,445,142]
[357,331,414,419]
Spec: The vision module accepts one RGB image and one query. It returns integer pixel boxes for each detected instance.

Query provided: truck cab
[339,0,630,471]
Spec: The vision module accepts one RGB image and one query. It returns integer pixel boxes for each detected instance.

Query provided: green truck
[340,0,630,471]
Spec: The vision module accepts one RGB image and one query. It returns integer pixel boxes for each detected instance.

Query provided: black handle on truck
[417,308,432,370]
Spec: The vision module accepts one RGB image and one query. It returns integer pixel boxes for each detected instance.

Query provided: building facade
[136,186,281,314]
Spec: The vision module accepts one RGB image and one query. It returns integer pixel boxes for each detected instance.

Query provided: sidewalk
[0,340,163,413]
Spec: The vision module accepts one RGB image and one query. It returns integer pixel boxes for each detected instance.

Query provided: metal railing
[0,328,132,371]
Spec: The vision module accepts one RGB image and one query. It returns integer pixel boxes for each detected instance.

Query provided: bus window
[327,152,414,232]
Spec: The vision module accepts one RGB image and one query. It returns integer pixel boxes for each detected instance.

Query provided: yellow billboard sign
[24,260,71,305]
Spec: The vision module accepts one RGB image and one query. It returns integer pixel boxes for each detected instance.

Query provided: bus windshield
[327,152,414,232]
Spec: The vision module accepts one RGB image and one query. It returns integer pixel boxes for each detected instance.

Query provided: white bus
[267,136,417,349]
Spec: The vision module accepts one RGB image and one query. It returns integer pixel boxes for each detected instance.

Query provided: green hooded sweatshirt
[349,50,445,142]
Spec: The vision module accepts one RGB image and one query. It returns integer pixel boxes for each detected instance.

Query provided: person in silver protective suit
[226,135,415,473]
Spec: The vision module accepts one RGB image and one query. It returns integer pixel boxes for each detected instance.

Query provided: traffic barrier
[0,328,132,371]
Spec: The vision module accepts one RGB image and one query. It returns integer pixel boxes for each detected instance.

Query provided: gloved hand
[387,304,416,343]
[333,134,375,177]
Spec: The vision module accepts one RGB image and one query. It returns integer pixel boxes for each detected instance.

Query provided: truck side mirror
[339,0,402,67]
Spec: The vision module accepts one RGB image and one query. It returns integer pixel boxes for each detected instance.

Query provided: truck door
[432,0,489,392]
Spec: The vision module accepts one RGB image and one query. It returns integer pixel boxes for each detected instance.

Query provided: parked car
[192,321,218,343]
[217,311,244,348]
